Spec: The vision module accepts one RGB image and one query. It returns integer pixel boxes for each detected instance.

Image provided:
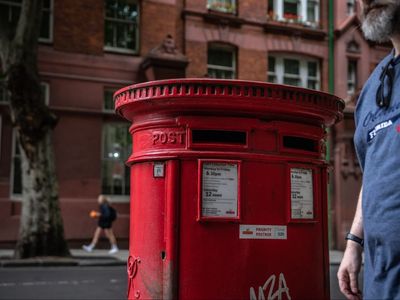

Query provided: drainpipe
[328,0,335,94]
[327,0,335,249]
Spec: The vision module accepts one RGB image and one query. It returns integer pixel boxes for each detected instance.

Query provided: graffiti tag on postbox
[250,273,291,300]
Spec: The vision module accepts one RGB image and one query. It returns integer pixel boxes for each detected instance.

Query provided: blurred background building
[0,0,391,249]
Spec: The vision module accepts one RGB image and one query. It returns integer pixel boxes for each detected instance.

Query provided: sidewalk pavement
[0,248,343,268]
[329,250,344,265]
[0,248,129,267]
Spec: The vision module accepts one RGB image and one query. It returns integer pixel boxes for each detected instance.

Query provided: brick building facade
[0,0,391,249]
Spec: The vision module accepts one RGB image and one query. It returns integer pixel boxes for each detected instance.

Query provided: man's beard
[361,1,400,43]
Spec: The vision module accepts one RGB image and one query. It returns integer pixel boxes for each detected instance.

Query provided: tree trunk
[0,0,70,258]
[8,63,70,259]
[15,133,70,258]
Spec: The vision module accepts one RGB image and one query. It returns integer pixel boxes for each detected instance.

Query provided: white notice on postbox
[290,168,314,219]
[202,162,238,218]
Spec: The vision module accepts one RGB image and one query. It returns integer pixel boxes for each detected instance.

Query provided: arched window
[347,0,356,15]
[268,54,320,90]
[346,40,360,95]
[347,40,360,53]
[347,60,357,95]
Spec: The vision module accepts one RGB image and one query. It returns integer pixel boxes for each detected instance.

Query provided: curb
[0,257,126,268]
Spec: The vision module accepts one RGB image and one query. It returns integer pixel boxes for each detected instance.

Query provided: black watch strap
[345,232,364,247]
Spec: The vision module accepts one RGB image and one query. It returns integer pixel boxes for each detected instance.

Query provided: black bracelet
[345,232,364,247]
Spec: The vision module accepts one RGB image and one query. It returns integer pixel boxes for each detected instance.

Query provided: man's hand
[337,242,363,300]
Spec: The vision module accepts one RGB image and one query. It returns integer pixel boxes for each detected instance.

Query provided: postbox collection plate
[290,168,314,219]
[198,159,241,221]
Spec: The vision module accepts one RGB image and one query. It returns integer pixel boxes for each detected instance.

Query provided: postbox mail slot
[282,136,318,153]
[192,129,247,145]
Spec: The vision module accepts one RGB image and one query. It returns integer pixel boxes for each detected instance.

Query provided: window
[1,82,49,105]
[40,82,50,105]
[0,0,53,42]
[104,0,139,53]
[0,84,9,104]
[306,0,318,23]
[267,0,319,27]
[40,0,52,41]
[0,116,2,161]
[347,40,360,53]
[347,0,355,15]
[268,57,277,83]
[283,59,300,86]
[207,0,237,14]
[283,0,298,21]
[268,54,320,90]
[104,89,116,112]
[307,61,319,90]
[207,45,236,79]
[11,130,22,197]
[347,60,357,95]
[102,123,131,196]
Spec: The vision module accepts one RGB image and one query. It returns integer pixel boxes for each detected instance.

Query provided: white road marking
[0,278,122,288]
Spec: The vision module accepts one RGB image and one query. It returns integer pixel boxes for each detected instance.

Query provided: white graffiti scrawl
[250,273,291,300]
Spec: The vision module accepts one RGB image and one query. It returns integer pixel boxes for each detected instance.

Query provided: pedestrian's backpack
[109,206,117,222]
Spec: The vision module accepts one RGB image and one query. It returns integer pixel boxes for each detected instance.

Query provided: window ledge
[104,46,138,55]
[39,38,53,44]
[203,11,244,28]
[10,195,22,201]
[264,20,327,40]
[105,195,130,203]
[207,8,237,16]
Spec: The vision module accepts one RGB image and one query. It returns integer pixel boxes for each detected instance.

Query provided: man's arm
[337,187,364,300]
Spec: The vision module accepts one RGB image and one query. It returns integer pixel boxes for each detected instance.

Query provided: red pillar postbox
[115,79,344,300]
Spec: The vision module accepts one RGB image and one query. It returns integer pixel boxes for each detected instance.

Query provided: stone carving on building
[139,34,188,82]
[148,34,187,61]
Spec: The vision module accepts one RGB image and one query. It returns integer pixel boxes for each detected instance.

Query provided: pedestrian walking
[82,195,119,254]
[337,0,400,299]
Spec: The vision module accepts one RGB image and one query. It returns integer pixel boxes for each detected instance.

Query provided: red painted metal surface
[116,79,344,300]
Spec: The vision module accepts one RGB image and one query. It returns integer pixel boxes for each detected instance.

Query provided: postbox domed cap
[114,78,345,127]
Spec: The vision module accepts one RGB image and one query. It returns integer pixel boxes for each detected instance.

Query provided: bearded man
[337,0,400,299]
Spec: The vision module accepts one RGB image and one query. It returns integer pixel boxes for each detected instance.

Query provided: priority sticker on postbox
[239,225,287,240]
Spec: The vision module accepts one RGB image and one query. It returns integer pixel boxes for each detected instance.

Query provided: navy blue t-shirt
[98,203,112,229]
[354,50,400,299]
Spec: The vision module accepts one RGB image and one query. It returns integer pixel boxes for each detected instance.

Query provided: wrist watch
[345,232,364,247]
